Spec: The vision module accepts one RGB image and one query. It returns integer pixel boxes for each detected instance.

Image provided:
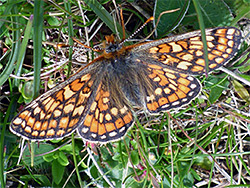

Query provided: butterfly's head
[102,34,125,58]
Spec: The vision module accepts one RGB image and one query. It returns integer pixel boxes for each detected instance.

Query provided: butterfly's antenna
[120,7,126,42]
[72,37,102,52]
[119,8,180,46]
[138,8,180,44]
[119,16,154,46]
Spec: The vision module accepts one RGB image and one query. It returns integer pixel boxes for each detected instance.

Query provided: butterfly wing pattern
[10,66,101,140]
[130,27,242,113]
[10,27,242,143]
[132,27,241,74]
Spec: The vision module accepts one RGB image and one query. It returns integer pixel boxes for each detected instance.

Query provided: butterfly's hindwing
[77,80,134,143]
[141,63,201,113]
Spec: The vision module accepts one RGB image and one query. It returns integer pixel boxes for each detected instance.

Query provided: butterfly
[10,26,242,143]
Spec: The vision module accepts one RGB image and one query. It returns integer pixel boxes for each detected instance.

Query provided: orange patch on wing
[190,36,200,40]
[90,118,98,133]
[158,44,171,53]
[41,121,48,130]
[169,42,183,52]
[228,40,234,47]
[27,117,35,128]
[178,77,190,86]
[42,97,52,105]
[168,93,178,103]
[164,88,171,94]
[158,97,168,106]
[208,53,216,60]
[123,112,133,124]
[226,48,232,54]
[217,44,227,51]
[71,79,84,91]
[111,107,118,116]
[165,72,176,79]
[33,107,41,115]
[73,106,85,116]
[47,129,55,137]
[57,130,65,136]
[190,45,203,49]
[209,63,217,69]
[106,123,116,132]
[212,50,223,56]
[95,108,99,119]
[48,101,60,113]
[56,90,64,102]
[222,54,229,58]
[148,64,162,70]
[54,110,62,117]
[31,131,39,137]
[84,114,93,127]
[207,42,215,48]
[147,101,159,111]
[216,28,227,34]
[179,85,191,94]
[163,55,180,65]
[176,90,186,99]
[215,57,224,64]
[196,59,205,66]
[68,118,79,128]
[177,41,188,49]
[44,98,55,111]
[39,131,45,137]
[19,110,30,119]
[218,37,228,45]
[13,117,22,125]
[24,126,32,133]
[80,73,91,82]
[191,65,204,72]
[98,124,106,135]
[34,121,41,130]
[149,47,159,54]
[60,117,69,129]
[49,120,57,129]
[64,104,74,114]
[115,118,124,129]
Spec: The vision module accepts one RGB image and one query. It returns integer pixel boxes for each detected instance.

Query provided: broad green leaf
[130,150,139,166]
[52,159,65,185]
[154,0,190,37]
[58,152,69,166]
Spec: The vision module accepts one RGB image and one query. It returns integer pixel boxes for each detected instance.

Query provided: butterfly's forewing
[10,66,102,141]
[132,27,242,75]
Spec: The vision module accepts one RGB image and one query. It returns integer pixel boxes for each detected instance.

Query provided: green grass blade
[192,0,209,75]
[14,15,33,87]
[33,0,44,99]
[64,0,74,78]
